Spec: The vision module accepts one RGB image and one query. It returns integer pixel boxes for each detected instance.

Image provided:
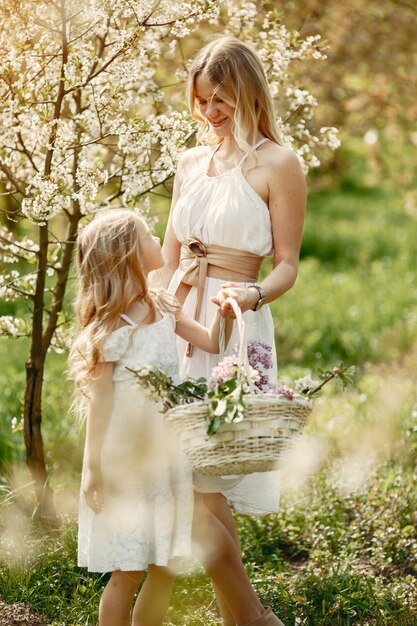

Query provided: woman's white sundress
[78,312,194,573]
[168,138,281,515]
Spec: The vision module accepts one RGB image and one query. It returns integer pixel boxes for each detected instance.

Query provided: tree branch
[42,88,83,351]
[67,19,102,46]
[18,132,39,172]
[391,0,417,13]
[66,132,113,149]
[30,0,69,361]
[0,162,26,196]
[63,0,188,96]
[0,236,38,255]
[9,285,35,299]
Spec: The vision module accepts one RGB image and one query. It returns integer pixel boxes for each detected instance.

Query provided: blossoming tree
[0,0,339,521]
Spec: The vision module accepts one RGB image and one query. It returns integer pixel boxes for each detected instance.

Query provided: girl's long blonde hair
[69,209,173,400]
[188,36,283,155]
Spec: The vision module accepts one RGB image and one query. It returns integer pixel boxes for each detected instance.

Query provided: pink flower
[210,355,239,385]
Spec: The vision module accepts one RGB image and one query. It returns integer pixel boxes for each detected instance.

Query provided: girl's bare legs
[132,564,177,626]
[99,570,144,626]
[203,492,242,626]
[193,492,264,625]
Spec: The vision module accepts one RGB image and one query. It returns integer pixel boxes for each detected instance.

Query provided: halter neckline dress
[168,137,281,515]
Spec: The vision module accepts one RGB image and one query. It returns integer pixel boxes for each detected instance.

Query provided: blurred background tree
[278,0,417,190]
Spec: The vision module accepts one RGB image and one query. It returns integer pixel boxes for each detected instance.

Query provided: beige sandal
[239,607,285,626]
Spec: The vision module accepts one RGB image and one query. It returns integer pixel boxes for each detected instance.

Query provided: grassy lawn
[1,174,416,624]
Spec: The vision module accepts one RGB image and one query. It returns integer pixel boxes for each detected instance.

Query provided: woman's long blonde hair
[188,36,283,155]
[69,209,170,400]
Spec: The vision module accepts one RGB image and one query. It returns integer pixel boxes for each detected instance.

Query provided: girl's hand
[212,283,260,318]
[83,467,104,514]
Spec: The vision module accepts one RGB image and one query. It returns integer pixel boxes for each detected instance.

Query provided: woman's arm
[149,147,211,290]
[83,361,114,513]
[157,176,182,287]
[260,147,306,300]
[214,147,306,315]
[175,306,232,354]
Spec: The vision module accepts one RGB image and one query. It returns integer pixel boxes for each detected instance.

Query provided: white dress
[168,138,281,515]
[77,312,194,573]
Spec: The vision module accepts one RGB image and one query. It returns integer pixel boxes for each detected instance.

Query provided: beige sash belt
[177,238,264,356]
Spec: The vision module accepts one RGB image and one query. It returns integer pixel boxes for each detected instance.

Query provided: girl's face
[140,227,164,275]
[195,73,235,138]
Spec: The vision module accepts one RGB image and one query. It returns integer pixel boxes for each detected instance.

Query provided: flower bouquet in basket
[130,300,354,476]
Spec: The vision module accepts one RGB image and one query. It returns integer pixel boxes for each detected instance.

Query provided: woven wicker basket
[165,298,313,475]
[165,393,312,475]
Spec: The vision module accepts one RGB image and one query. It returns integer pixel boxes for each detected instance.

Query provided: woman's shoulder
[259,142,302,170]
[250,142,304,190]
[177,145,212,174]
[179,144,212,161]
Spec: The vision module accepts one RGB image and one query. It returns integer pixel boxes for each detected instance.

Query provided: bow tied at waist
[177,238,264,356]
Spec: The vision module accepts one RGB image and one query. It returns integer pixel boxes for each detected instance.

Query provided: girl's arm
[213,147,306,315]
[175,306,232,354]
[83,361,114,513]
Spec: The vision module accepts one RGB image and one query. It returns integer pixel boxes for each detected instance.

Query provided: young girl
[70,208,284,626]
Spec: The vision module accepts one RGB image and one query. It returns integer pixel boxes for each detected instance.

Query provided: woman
[154,36,306,624]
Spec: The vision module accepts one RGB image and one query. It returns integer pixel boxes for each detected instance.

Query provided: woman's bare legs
[132,564,177,626]
[193,491,264,625]
[99,570,144,626]
[203,492,242,625]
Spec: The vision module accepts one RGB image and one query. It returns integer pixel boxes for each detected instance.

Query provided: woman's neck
[219,133,264,157]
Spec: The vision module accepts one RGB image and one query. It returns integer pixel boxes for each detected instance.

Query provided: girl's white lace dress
[78,312,194,573]
[168,138,281,515]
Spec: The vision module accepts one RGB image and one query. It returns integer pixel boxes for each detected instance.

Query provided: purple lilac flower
[247,340,273,371]
[255,374,271,392]
[260,381,280,394]
[276,384,296,400]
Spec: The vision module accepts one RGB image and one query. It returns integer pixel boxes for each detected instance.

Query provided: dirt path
[0,598,46,626]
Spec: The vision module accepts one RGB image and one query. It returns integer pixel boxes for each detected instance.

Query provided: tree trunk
[22,220,60,528]
[23,358,60,529]
[21,2,69,525]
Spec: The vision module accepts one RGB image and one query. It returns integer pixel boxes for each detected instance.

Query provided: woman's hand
[83,467,104,514]
[212,283,260,318]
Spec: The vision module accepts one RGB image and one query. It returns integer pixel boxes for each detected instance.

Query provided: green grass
[1,391,416,625]
[268,181,417,369]
[1,349,416,624]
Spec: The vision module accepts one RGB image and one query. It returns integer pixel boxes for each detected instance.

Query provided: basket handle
[219,297,255,393]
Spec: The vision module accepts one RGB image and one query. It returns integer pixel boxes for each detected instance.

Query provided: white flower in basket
[130,299,354,476]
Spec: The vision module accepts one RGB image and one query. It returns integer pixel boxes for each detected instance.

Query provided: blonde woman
[153,36,306,624]
[70,209,283,626]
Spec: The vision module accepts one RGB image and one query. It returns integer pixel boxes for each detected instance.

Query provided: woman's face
[195,73,235,138]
